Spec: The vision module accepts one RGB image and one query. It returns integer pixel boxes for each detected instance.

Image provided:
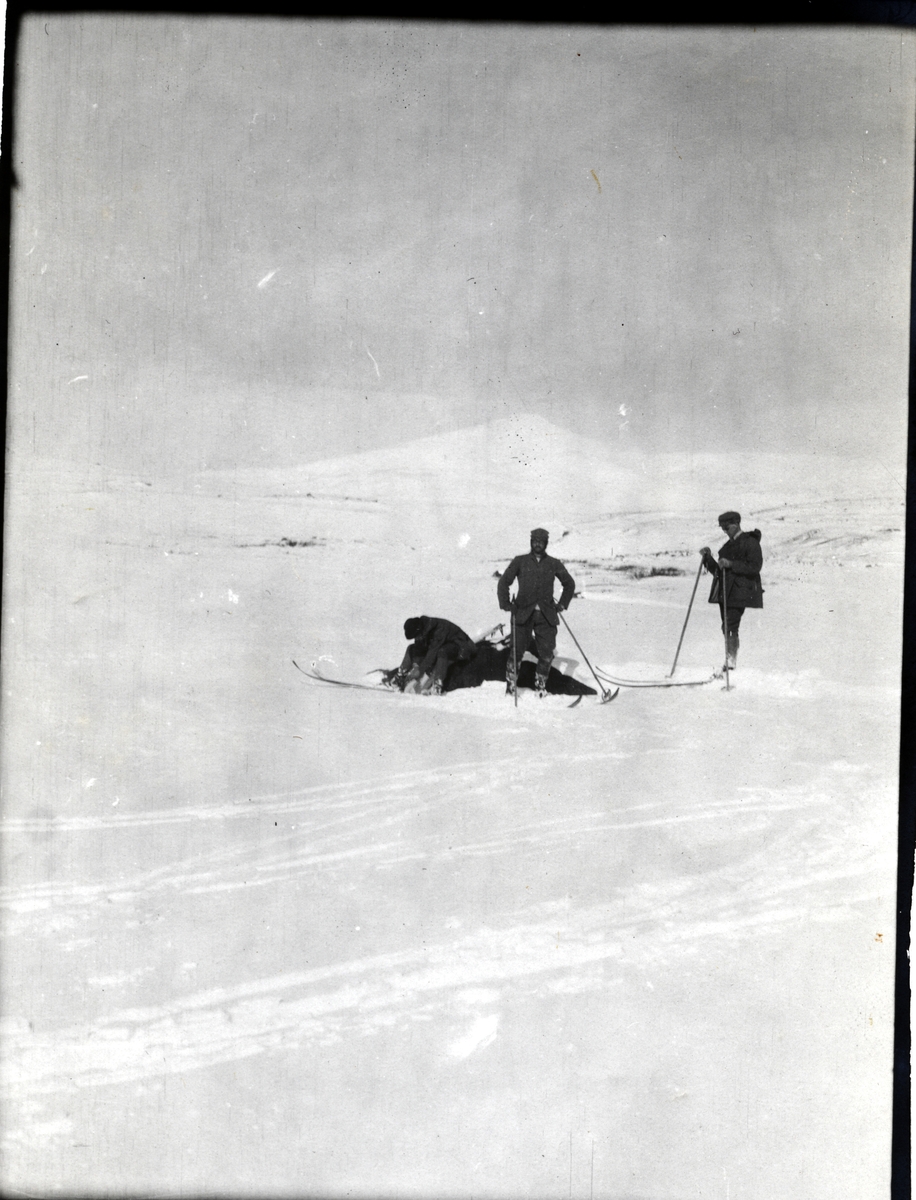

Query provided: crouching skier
[390,616,477,695]
[497,527,576,697]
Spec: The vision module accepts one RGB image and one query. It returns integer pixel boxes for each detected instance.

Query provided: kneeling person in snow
[497,528,576,696]
[700,511,763,670]
[394,616,476,695]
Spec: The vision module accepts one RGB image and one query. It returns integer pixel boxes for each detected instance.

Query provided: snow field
[0,421,903,1197]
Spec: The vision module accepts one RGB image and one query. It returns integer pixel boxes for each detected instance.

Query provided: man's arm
[497,559,520,611]
[699,547,719,574]
[555,562,575,611]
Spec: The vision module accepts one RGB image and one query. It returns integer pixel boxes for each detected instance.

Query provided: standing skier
[497,528,576,696]
[393,616,476,695]
[700,511,763,671]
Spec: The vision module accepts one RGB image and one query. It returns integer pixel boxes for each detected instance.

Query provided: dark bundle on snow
[380,640,596,696]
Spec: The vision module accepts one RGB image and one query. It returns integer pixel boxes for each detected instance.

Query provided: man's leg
[531,612,557,695]
[419,645,462,695]
[719,604,744,669]
[506,616,532,689]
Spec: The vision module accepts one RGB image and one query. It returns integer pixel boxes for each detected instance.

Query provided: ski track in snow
[1,744,891,1099]
[1,750,881,922]
[0,788,832,916]
[2,855,881,1099]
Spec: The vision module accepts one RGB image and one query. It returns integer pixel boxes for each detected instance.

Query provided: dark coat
[408,616,476,676]
[497,552,576,627]
[702,530,763,609]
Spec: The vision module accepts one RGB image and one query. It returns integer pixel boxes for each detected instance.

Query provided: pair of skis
[295,659,722,696]
[293,661,607,707]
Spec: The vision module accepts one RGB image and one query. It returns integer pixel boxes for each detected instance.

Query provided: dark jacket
[409,616,476,676]
[702,530,763,609]
[497,552,576,627]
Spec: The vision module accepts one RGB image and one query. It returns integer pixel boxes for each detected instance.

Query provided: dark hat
[530,527,549,541]
[404,617,423,639]
[718,511,741,526]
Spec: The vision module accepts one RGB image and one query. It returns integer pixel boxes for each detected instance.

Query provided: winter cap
[530,527,550,541]
[718,511,741,526]
[404,617,423,639]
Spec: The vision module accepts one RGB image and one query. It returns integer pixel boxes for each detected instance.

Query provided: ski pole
[721,568,731,691]
[668,559,704,677]
[558,612,615,703]
[511,607,518,707]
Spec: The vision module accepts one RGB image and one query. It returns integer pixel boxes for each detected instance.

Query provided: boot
[724,633,738,671]
[535,672,548,698]
[420,663,446,695]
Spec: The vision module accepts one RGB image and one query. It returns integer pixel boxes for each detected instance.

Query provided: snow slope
[1,416,903,1197]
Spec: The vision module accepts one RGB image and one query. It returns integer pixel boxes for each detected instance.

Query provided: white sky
[10,18,915,470]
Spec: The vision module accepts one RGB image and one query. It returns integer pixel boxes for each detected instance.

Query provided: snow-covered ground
[1,416,903,1197]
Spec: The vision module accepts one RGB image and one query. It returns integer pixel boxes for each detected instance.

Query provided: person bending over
[394,616,476,695]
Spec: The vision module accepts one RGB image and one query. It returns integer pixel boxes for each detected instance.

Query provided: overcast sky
[10,18,914,471]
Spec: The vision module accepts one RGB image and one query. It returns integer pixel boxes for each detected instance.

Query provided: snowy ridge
[189,412,902,519]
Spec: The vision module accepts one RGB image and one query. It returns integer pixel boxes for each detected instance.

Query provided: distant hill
[191,412,903,517]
